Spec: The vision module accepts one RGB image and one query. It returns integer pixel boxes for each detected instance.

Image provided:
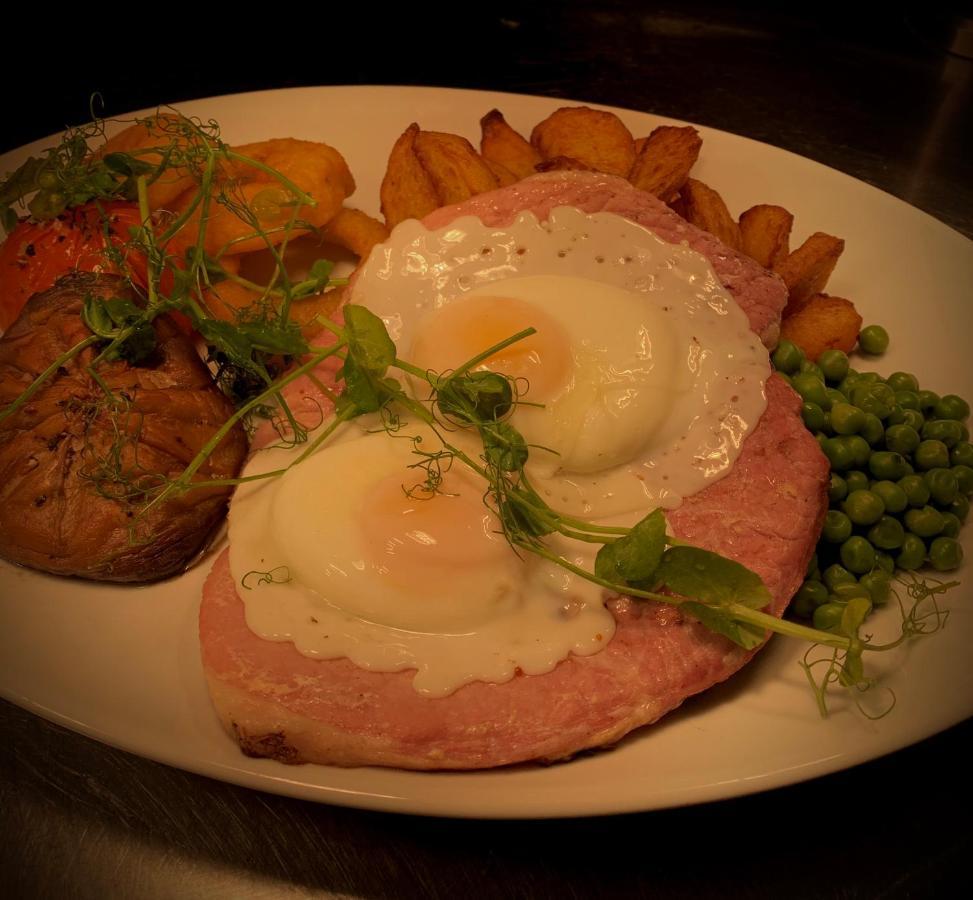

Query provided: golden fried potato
[530,106,636,177]
[413,130,499,205]
[173,138,355,257]
[380,124,441,228]
[739,204,793,269]
[321,207,390,259]
[535,156,596,173]
[484,158,520,187]
[628,126,702,201]
[480,110,541,180]
[681,178,742,250]
[779,294,862,362]
[774,232,845,315]
[99,114,198,209]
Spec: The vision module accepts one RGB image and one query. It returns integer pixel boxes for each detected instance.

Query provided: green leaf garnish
[655,545,772,610]
[594,508,667,587]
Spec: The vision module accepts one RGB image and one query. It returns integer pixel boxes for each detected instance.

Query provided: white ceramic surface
[0,86,970,819]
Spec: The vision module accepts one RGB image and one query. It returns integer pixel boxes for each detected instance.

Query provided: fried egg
[228,208,770,697]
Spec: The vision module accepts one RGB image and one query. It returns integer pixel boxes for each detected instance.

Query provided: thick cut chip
[774,232,845,315]
[628,126,702,201]
[321,207,390,260]
[780,293,862,361]
[484,158,520,187]
[380,124,441,228]
[530,106,636,177]
[480,110,542,180]
[739,204,794,269]
[413,131,499,206]
[681,178,742,250]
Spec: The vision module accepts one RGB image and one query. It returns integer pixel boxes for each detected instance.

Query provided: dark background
[3,3,972,898]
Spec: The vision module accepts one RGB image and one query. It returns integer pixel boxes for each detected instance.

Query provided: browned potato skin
[380,124,441,228]
[413,131,499,204]
[535,156,597,173]
[775,232,845,316]
[480,110,542,180]
[628,126,702,202]
[739,205,794,269]
[780,293,862,361]
[681,178,742,250]
[530,106,636,177]
[484,158,520,187]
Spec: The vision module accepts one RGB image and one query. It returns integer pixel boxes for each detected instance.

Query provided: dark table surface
[3,4,972,898]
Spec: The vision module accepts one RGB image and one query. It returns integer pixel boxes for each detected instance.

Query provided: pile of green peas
[771,336,970,630]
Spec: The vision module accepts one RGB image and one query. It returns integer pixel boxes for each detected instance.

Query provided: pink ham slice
[199,173,828,769]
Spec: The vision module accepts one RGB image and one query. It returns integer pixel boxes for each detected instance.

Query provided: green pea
[791,580,825,618]
[860,413,885,446]
[951,442,973,468]
[904,505,945,538]
[874,551,896,576]
[823,510,853,543]
[778,372,794,388]
[867,515,905,550]
[799,579,830,608]
[840,536,876,574]
[806,552,820,578]
[894,409,925,431]
[856,372,882,386]
[859,571,891,606]
[823,563,857,591]
[922,419,964,448]
[898,474,931,507]
[823,437,854,470]
[941,512,961,539]
[772,339,804,374]
[858,324,890,354]
[893,390,921,411]
[870,480,908,514]
[949,495,970,522]
[915,440,950,470]
[886,372,919,393]
[832,581,872,602]
[802,402,827,432]
[800,360,825,382]
[847,435,872,467]
[830,402,864,435]
[836,373,859,397]
[829,473,848,502]
[792,373,830,408]
[842,489,885,526]
[953,464,973,496]
[818,349,850,384]
[917,390,940,412]
[923,468,959,506]
[815,432,828,451]
[844,470,870,494]
[851,382,896,419]
[869,451,909,480]
[959,423,970,442]
[896,534,927,570]
[885,424,920,456]
[825,388,846,410]
[813,602,846,632]
[929,537,964,572]
[933,395,970,421]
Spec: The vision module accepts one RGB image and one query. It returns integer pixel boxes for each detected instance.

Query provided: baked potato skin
[0,273,247,582]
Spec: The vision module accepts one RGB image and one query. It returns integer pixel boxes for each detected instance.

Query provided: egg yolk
[409,295,574,400]
[360,470,508,589]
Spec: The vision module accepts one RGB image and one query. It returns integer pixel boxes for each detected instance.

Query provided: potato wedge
[530,106,636,177]
[535,156,596,173]
[681,178,742,250]
[480,109,542,180]
[380,124,441,228]
[628,125,702,201]
[739,204,793,269]
[413,130,498,205]
[779,294,862,361]
[774,232,844,315]
[321,207,390,259]
[484,158,520,187]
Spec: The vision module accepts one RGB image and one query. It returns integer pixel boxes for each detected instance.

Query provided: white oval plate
[0,86,971,819]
